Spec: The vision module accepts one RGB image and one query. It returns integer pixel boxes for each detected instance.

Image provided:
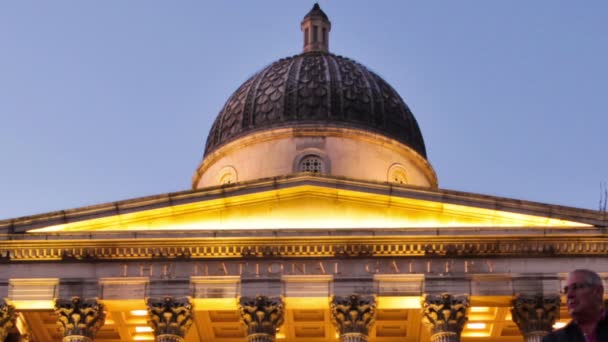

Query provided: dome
[194,4,437,190]
[204,52,427,159]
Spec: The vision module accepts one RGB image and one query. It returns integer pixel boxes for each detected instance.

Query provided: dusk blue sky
[1,1,607,219]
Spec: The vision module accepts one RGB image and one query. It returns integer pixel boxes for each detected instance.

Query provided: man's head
[564,269,604,320]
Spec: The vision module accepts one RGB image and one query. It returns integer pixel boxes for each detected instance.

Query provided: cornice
[1,235,608,261]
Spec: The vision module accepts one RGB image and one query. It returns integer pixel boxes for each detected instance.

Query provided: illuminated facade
[0,4,606,342]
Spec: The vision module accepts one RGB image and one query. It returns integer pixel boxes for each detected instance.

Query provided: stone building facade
[0,4,606,342]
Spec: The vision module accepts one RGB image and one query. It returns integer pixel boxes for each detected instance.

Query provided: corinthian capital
[0,299,15,341]
[421,294,469,341]
[54,297,105,342]
[330,295,376,341]
[511,294,560,338]
[239,296,284,341]
[146,296,194,341]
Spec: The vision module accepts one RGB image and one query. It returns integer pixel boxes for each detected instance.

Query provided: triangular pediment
[24,176,592,233]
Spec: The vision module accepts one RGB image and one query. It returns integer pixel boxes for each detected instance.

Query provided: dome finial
[301,3,331,53]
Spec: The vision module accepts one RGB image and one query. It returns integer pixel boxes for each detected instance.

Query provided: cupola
[301,3,331,53]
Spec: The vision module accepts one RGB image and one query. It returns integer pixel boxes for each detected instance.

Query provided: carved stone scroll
[239,296,284,342]
[511,294,561,342]
[0,299,15,341]
[54,297,105,342]
[421,294,469,342]
[330,295,376,342]
[146,297,193,342]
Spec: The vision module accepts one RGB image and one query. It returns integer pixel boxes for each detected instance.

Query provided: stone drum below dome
[204,51,427,159]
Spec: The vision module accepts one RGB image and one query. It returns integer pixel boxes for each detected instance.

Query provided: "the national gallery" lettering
[119,258,497,279]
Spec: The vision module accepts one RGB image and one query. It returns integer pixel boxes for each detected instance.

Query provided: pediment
[26,177,591,233]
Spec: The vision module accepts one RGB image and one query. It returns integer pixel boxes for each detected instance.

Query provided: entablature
[0,234,607,261]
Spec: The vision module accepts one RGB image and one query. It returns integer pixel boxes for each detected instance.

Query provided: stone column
[146,297,194,342]
[511,294,561,342]
[421,294,469,342]
[55,297,105,342]
[0,299,15,341]
[239,296,284,342]
[330,295,376,342]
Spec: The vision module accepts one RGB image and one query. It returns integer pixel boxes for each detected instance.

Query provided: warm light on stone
[0,3,604,342]
[29,182,588,233]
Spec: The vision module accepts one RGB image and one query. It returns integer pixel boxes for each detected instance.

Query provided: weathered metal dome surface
[204,52,427,158]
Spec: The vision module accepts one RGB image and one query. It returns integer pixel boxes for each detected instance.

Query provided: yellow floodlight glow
[553,322,567,329]
[135,326,153,333]
[462,321,491,338]
[276,332,286,339]
[467,323,486,330]
[284,297,330,310]
[470,307,490,313]
[130,310,148,316]
[15,314,27,336]
[10,300,54,310]
[463,331,491,337]
[29,185,589,233]
[377,296,422,309]
[133,335,154,341]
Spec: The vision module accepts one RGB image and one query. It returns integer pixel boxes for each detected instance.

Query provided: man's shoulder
[544,314,608,341]
[541,331,562,342]
[541,324,576,342]
[599,314,608,338]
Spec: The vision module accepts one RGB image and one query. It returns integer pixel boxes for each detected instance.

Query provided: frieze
[1,257,607,282]
[2,238,608,261]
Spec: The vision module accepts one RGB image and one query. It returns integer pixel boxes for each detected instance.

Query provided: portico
[1,4,606,341]
[0,175,606,341]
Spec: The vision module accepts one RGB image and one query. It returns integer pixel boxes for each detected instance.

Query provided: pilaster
[421,294,469,342]
[330,295,376,342]
[54,297,105,342]
[511,294,561,342]
[146,297,194,342]
[239,296,285,342]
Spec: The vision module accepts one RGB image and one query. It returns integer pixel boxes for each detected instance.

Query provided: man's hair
[570,269,604,288]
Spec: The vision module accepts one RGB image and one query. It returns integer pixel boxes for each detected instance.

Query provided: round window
[388,164,408,184]
[299,155,324,173]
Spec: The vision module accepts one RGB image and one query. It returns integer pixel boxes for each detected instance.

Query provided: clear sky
[1,1,607,219]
